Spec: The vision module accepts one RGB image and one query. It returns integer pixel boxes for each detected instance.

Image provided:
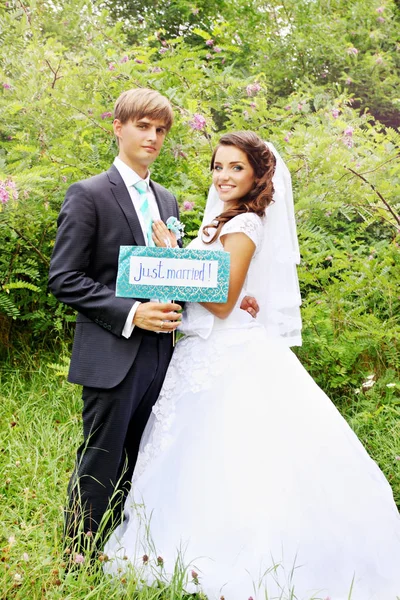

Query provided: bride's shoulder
[220,212,264,248]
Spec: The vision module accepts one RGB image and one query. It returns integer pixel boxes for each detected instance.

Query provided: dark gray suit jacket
[49,164,179,389]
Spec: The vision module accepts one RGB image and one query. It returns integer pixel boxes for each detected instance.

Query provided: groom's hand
[133,301,182,332]
[240,296,259,319]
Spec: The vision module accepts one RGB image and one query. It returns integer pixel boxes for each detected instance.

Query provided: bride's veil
[202,141,302,346]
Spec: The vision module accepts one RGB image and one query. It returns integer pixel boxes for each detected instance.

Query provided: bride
[104,132,400,599]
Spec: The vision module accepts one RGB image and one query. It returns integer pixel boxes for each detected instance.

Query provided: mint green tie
[134,180,155,247]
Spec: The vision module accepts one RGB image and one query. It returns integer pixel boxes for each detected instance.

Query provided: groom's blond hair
[114,88,174,131]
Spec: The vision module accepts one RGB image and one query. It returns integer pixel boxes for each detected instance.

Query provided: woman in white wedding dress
[104,132,400,600]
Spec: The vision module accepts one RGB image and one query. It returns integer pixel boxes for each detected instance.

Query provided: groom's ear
[113,118,122,139]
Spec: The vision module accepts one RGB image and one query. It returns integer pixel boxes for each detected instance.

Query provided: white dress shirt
[113,157,161,338]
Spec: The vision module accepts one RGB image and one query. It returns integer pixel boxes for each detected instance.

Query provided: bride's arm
[200,232,255,319]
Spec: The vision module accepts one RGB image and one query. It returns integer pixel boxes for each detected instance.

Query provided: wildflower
[88,108,93,115]
[376,6,384,13]
[157,555,164,566]
[135,59,144,64]
[205,39,214,46]
[3,83,11,89]
[343,137,353,148]
[298,103,303,110]
[354,388,361,395]
[13,573,22,583]
[108,63,116,71]
[151,67,163,73]
[98,553,109,562]
[191,570,199,584]
[15,460,20,467]
[362,374,375,390]
[74,553,85,564]
[159,47,168,54]
[243,110,249,119]
[377,16,385,22]
[386,383,396,388]
[214,46,222,53]
[191,7,199,14]
[206,53,212,60]
[395,456,400,461]
[332,108,339,118]
[284,105,291,111]
[62,176,67,183]
[120,55,129,63]
[344,126,354,136]
[375,55,383,64]
[284,132,292,142]
[183,200,194,211]
[189,113,207,130]
[22,553,29,562]
[101,112,113,119]
[321,72,327,78]
[0,186,9,204]
[250,102,256,108]
[85,530,93,537]
[347,47,359,55]
[8,536,15,545]
[345,77,352,85]
[246,83,261,96]
[142,554,149,564]
[325,256,333,261]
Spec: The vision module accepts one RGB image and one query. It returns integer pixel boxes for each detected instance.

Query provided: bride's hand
[152,220,178,248]
[240,295,259,318]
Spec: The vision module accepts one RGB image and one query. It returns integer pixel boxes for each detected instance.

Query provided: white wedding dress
[105,213,400,600]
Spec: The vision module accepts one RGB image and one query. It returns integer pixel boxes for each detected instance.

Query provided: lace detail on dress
[220,213,263,254]
[133,330,251,481]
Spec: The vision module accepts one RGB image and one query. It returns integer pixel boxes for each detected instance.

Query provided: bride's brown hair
[203,131,276,244]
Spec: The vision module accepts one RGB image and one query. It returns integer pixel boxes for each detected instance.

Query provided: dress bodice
[180,213,264,338]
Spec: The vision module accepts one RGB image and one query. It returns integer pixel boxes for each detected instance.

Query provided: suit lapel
[107,165,146,247]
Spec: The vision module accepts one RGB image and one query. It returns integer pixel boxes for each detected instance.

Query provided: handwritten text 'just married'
[129,256,219,289]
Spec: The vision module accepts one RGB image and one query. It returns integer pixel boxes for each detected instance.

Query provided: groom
[49,87,258,549]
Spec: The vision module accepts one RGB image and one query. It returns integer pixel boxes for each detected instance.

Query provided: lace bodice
[180,212,264,338]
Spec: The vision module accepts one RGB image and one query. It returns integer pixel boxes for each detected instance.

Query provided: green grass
[0,353,399,599]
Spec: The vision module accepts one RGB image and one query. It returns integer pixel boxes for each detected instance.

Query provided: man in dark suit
[49,88,183,548]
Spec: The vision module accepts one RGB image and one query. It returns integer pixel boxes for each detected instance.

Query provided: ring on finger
[160,320,164,329]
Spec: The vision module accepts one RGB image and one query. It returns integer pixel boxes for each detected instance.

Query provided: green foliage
[0,0,399,409]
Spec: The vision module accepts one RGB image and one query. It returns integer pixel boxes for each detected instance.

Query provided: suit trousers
[65,332,173,549]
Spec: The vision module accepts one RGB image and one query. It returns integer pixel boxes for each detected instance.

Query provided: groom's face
[114,116,168,177]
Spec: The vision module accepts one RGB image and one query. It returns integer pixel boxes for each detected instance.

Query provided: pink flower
[189,113,206,130]
[214,46,222,53]
[134,59,144,64]
[151,66,163,73]
[284,105,291,111]
[343,137,354,148]
[74,553,85,564]
[377,16,385,22]
[298,103,303,110]
[108,63,116,71]
[345,77,352,85]
[284,132,293,142]
[206,53,212,60]
[246,83,261,96]
[0,186,9,204]
[347,47,359,55]
[375,55,383,63]
[62,176,67,183]
[395,456,400,461]
[332,108,339,118]
[321,72,327,78]
[344,126,354,136]
[376,6,384,13]
[191,7,199,14]
[101,111,113,119]
[205,39,214,46]
[120,55,129,63]
[3,83,11,89]
[159,47,168,54]
[183,201,194,211]
[250,102,256,108]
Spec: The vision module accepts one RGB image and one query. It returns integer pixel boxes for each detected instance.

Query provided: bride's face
[212,145,256,206]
